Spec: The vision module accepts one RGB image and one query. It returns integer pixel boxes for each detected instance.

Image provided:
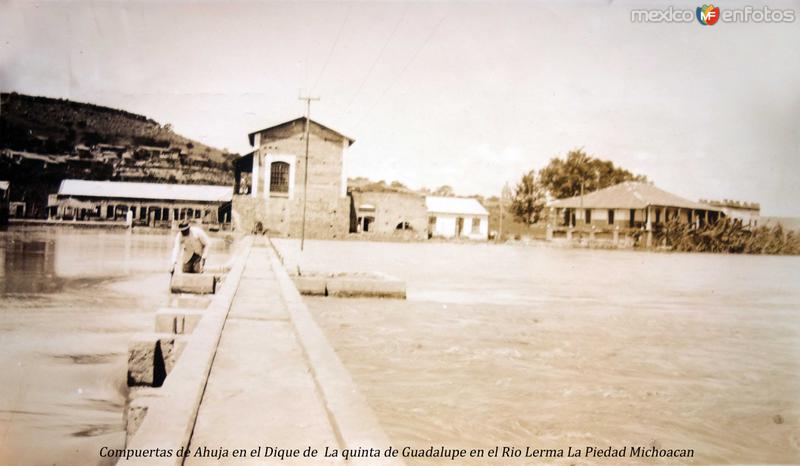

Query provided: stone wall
[233,195,350,238]
[351,191,428,240]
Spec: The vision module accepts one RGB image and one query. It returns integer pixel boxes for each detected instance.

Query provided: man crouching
[170,222,210,274]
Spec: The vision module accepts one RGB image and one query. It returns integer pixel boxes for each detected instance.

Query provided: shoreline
[4,222,798,259]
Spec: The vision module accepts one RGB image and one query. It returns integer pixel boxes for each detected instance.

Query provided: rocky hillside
[0,92,239,217]
[1,92,235,166]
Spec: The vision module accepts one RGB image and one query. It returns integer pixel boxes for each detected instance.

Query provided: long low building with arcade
[48,179,233,227]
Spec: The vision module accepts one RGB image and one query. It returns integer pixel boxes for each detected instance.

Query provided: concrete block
[155,308,204,335]
[326,277,406,299]
[293,276,328,296]
[125,402,147,442]
[168,295,211,309]
[124,388,161,442]
[127,334,183,387]
[170,273,216,294]
[163,337,187,375]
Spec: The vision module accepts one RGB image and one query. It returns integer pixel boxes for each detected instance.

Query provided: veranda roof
[58,180,233,203]
[549,181,719,211]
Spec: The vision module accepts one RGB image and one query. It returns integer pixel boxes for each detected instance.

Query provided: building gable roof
[58,180,233,202]
[247,117,355,147]
[549,181,718,211]
[425,196,489,216]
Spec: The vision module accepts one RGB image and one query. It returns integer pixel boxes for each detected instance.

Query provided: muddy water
[0,228,231,465]
[274,239,800,465]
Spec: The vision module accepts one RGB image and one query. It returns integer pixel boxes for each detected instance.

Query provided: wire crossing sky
[2,1,799,215]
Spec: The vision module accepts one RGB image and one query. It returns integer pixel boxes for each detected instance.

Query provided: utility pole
[299,93,320,252]
[499,182,511,242]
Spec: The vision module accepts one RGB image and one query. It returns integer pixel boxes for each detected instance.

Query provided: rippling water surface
[0,228,231,465]
[274,239,800,465]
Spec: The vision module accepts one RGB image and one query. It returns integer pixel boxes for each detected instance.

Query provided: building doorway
[455,217,464,237]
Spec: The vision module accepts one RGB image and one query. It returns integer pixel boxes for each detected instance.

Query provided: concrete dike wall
[266,244,399,461]
[124,236,252,460]
[122,236,401,465]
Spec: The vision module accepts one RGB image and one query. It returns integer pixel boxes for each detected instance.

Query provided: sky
[1,0,799,216]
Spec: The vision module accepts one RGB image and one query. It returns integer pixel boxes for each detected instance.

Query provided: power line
[311,4,352,95]
[351,15,445,131]
[342,4,409,115]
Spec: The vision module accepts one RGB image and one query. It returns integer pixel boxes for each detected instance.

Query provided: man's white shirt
[171,226,210,266]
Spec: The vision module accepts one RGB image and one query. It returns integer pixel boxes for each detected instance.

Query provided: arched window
[270,161,290,193]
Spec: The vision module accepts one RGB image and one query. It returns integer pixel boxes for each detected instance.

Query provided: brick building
[232,117,353,237]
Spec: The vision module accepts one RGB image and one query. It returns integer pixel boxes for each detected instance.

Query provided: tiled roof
[549,181,719,211]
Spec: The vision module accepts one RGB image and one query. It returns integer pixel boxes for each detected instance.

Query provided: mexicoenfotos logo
[631,4,795,24]
[696,4,720,25]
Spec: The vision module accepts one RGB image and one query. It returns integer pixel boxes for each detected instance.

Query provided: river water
[0,228,231,466]
[273,239,800,465]
[2,233,797,465]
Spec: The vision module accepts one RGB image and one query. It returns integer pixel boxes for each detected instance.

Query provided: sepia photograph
[1,0,799,464]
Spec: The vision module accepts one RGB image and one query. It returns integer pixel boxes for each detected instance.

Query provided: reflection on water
[275,239,800,465]
[0,228,231,465]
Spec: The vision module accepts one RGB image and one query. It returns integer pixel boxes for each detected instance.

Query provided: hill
[0,92,238,217]
[1,92,237,167]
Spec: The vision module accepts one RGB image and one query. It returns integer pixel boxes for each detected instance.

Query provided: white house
[425,196,489,240]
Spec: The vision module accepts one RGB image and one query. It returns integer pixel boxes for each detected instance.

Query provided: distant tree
[433,185,454,196]
[369,180,388,191]
[511,170,547,224]
[389,180,408,190]
[538,149,647,199]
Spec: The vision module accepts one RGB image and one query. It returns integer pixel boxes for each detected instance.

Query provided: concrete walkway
[185,246,340,465]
